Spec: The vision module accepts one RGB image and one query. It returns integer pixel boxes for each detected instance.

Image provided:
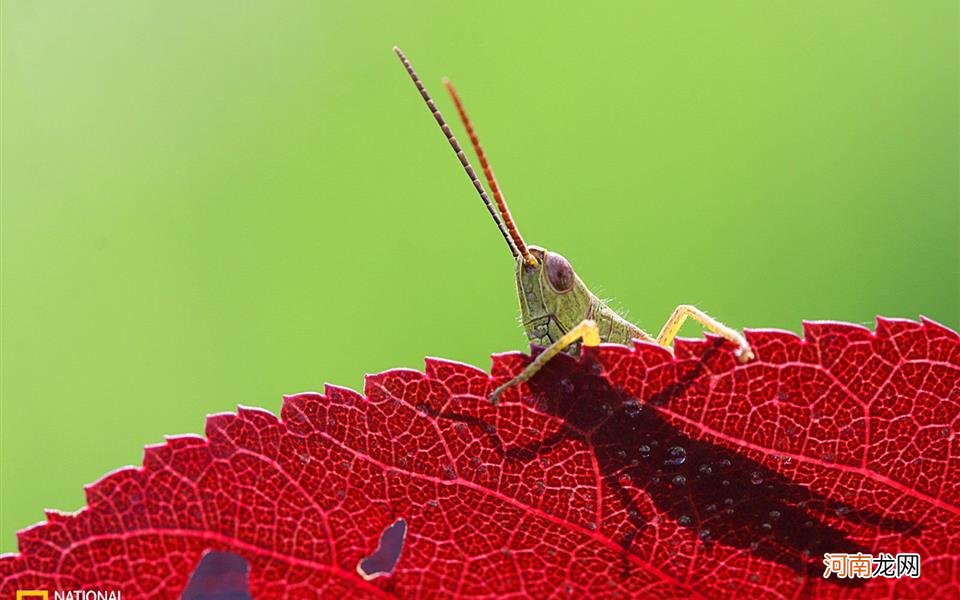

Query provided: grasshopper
[394,48,754,404]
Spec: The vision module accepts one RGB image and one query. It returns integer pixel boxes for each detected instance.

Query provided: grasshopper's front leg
[489,319,600,405]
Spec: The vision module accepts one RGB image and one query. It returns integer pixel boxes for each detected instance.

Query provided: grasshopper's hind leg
[656,304,753,362]
[489,319,600,405]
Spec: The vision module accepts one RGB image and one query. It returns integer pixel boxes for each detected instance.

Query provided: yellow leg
[656,304,754,362]
[489,319,600,405]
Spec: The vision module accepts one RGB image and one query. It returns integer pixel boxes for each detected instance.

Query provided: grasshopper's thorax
[516,246,645,350]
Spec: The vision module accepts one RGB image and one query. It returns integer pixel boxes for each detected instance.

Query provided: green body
[516,246,648,349]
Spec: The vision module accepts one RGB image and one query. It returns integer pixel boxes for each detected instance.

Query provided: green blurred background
[2,1,957,552]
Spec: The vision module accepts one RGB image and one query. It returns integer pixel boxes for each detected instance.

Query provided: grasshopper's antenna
[443,79,537,266]
[393,47,520,259]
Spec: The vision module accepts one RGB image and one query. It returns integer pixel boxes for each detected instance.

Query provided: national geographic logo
[17,592,122,600]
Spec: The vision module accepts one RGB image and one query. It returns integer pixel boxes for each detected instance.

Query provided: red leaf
[2,318,958,598]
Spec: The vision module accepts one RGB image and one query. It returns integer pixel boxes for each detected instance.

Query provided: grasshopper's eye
[545,252,575,293]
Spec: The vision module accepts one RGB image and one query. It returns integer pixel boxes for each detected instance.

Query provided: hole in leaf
[357,518,407,580]
[181,550,252,600]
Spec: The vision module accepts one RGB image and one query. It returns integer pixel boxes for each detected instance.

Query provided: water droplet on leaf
[664,446,687,466]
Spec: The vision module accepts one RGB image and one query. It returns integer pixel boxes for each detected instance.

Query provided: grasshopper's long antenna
[393,47,519,259]
[443,79,537,266]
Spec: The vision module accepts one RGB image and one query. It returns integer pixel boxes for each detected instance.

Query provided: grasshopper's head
[514,246,594,345]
